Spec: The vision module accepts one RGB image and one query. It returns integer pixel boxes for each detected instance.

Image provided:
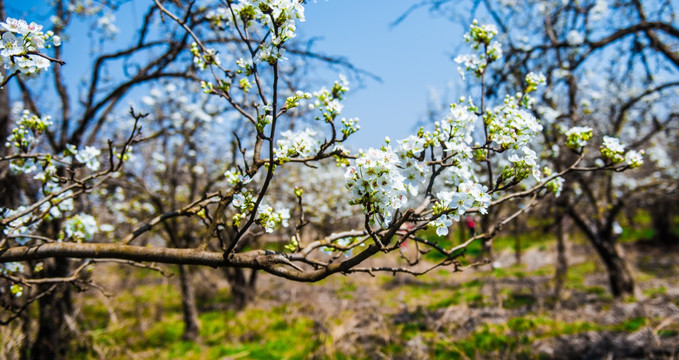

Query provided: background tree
[0,0,365,353]
[404,0,679,297]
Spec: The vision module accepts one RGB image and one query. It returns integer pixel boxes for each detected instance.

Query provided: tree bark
[479,214,493,261]
[0,39,22,208]
[20,306,31,360]
[591,234,635,297]
[224,267,257,311]
[650,197,678,245]
[568,207,635,298]
[513,219,521,266]
[177,265,200,342]
[553,216,569,308]
[0,219,405,282]
[30,258,75,360]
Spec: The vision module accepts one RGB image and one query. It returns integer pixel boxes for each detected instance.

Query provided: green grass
[81,303,321,359]
[424,313,657,359]
[68,216,677,360]
[643,285,667,297]
[429,317,598,359]
[616,317,647,332]
[566,260,598,288]
[336,278,357,299]
[502,292,537,310]
[74,274,665,360]
[419,221,556,267]
[75,268,324,359]
[426,285,484,310]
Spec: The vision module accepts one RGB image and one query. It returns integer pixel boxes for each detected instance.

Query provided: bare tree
[404,0,679,297]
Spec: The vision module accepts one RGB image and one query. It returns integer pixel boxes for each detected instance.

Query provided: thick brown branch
[0,243,226,266]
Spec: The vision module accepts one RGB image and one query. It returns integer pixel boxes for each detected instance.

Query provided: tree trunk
[0,41,9,148]
[650,197,677,245]
[592,235,635,297]
[30,258,74,360]
[567,208,635,298]
[177,265,200,341]
[224,268,257,311]
[553,216,569,308]
[0,55,22,208]
[513,220,521,266]
[20,306,31,360]
[479,214,493,262]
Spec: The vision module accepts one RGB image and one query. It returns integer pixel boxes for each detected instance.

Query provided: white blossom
[75,146,101,171]
[566,30,584,45]
[275,128,322,159]
[624,150,644,168]
[62,213,98,242]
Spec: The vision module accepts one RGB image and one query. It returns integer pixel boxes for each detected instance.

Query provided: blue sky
[301,1,466,147]
[7,0,468,149]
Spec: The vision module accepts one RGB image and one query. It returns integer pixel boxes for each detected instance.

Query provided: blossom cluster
[76,146,102,171]
[190,42,221,71]
[0,17,61,81]
[2,190,91,246]
[455,20,502,80]
[5,107,102,183]
[61,213,99,242]
[345,147,410,228]
[485,95,544,184]
[284,90,312,110]
[0,262,24,274]
[545,176,565,197]
[521,72,546,108]
[39,190,74,219]
[525,72,546,94]
[440,99,478,145]
[207,0,305,65]
[340,117,360,138]
[566,30,585,46]
[0,262,35,296]
[342,18,552,235]
[464,21,499,47]
[427,99,479,186]
[434,182,490,236]
[504,146,541,182]
[1,259,32,297]
[624,150,644,169]
[564,126,593,151]
[394,137,428,193]
[4,110,52,151]
[485,95,543,150]
[599,136,644,168]
[600,136,625,164]
[1,206,37,245]
[224,168,252,186]
[256,205,290,233]
[275,128,322,160]
[231,189,290,233]
[343,90,523,234]
[96,11,119,39]
[344,99,485,232]
[309,75,350,123]
[273,77,356,161]
[1,106,108,250]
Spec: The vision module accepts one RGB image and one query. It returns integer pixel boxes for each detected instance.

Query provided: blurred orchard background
[1,0,678,359]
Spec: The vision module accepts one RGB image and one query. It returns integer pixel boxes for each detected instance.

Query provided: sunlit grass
[69,215,677,359]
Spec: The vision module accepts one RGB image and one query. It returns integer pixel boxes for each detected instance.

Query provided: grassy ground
[8,222,679,359]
